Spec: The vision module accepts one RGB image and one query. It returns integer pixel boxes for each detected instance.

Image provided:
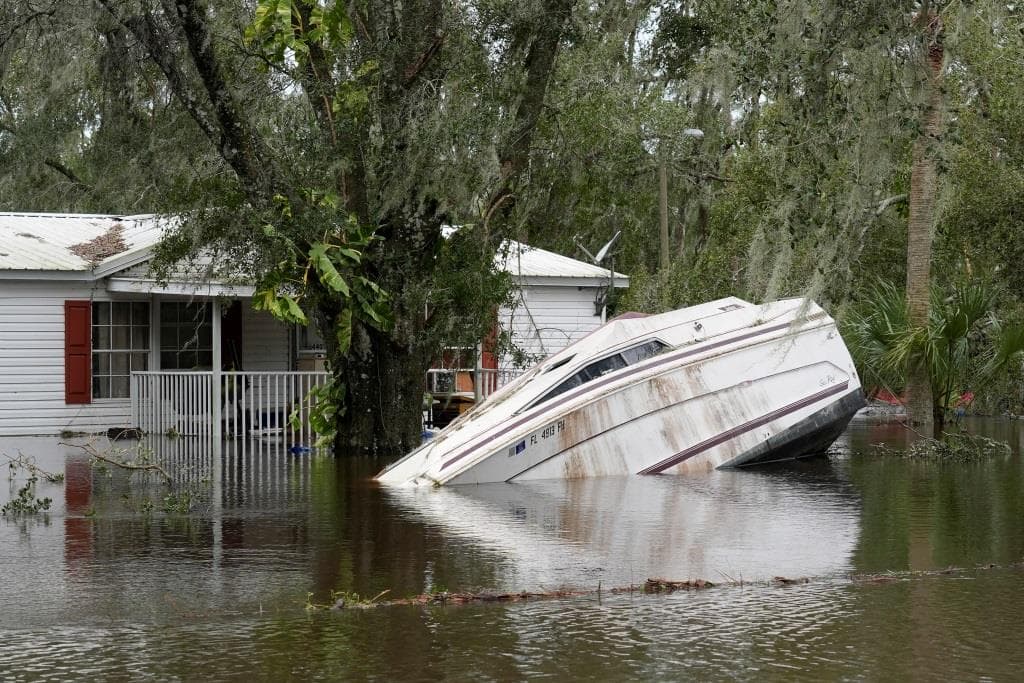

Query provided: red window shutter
[65,301,92,404]
[481,315,499,371]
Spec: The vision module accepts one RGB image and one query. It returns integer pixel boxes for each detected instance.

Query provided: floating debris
[772,576,810,585]
[643,578,714,593]
[873,432,1011,461]
[316,559,1024,611]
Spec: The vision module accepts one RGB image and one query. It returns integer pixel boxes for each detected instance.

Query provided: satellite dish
[593,230,622,265]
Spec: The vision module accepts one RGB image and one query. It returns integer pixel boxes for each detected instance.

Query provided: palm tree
[904,6,946,436]
[844,280,1024,432]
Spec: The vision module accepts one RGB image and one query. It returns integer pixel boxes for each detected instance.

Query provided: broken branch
[59,441,173,483]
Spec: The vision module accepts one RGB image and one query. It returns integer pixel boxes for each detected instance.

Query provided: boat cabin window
[539,340,669,404]
[543,354,576,373]
[620,340,668,365]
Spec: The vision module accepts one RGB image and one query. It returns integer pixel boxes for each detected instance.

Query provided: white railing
[425,367,524,402]
[131,371,213,437]
[222,371,330,446]
[475,368,523,400]
[131,370,330,447]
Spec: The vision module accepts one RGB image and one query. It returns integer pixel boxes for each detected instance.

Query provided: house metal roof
[0,214,629,287]
[500,240,628,285]
[0,213,165,273]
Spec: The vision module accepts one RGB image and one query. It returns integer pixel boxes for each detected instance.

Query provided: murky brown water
[3,419,1024,680]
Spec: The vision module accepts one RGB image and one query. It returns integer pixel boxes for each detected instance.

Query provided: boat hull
[378,299,863,486]
[719,388,865,467]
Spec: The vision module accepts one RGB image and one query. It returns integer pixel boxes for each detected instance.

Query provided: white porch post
[474,342,483,403]
[149,296,160,370]
[210,299,224,578]
[211,299,222,445]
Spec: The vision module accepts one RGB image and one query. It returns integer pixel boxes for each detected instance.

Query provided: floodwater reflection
[1,421,1024,680]
[384,465,861,589]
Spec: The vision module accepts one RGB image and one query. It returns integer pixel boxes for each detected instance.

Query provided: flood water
[3,420,1024,680]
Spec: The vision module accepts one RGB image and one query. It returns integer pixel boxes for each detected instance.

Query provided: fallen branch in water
[2,452,64,483]
[389,589,591,607]
[322,575,807,611]
[59,441,173,483]
[320,559,1024,611]
[872,432,1011,461]
[642,578,715,592]
[849,561,1024,584]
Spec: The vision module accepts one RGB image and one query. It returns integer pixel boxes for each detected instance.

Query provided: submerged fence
[131,367,524,446]
[131,370,330,448]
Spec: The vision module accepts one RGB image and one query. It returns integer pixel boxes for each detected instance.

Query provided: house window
[296,324,325,356]
[92,302,150,399]
[160,302,213,370]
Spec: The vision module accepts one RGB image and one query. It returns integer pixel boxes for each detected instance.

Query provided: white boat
[377,297,864,486]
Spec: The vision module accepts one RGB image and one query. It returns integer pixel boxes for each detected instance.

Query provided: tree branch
[59,441,173,483]
[0,5,57,52]
[293,0,336,138]
[875,193,908,215]
[290,1,368,220]
[43,158,92,192]
[485,0,577,226]
[173,0,274,202]
[94,0,221,145]
[402,32,445,89]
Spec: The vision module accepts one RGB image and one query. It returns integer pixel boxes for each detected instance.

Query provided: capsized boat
[377,297,864,486]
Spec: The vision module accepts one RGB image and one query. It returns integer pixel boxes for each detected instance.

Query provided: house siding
[241,305,290,371]
[498,284,603,371]
[0,284,292,436]
[0,280,136,436]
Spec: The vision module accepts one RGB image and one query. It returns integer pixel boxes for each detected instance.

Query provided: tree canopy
[2,0,1023,448]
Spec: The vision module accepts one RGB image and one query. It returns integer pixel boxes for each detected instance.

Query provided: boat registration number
[508,419,566,457]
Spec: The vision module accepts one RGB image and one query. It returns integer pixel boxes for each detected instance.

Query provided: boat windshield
[538,340,669,405]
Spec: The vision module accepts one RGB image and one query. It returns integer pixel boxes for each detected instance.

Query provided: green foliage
[246,0,354,61]
[161,491,195,515]
[844,279,1024,420]
[937,3,1024,300]
[843,281,916,393]
[290,378,345,449]
[2,473,52,517]
[2,454,62,517]
[6,0,1024,449]
[874,433,1011,461]
[651,9,713,80]
[252,196,391,344]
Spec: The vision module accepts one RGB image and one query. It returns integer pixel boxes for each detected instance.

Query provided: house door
[222,300,244,370]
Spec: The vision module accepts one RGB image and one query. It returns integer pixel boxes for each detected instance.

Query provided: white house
[0,212,627,437]
[497,239,628,368]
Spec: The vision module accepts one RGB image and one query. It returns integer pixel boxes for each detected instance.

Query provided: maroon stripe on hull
[637,381,851,475]
[440,318,820,473]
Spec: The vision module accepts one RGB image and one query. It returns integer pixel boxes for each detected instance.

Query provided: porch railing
[131,370,330,447]
[475,368,523,400]
[425,367,523,402]
[131,367,524,444]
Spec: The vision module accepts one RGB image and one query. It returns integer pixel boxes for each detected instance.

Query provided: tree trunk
[659,153,670,272]
[904,14,944,436]
[333,328,431,456]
